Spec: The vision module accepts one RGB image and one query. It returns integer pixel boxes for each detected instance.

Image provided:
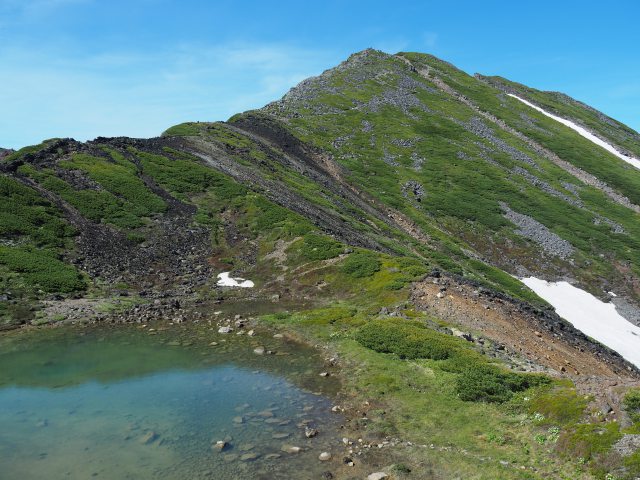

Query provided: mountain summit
[3,49,640,478]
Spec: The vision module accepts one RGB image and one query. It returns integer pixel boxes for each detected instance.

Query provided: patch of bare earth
[410,275,640,412]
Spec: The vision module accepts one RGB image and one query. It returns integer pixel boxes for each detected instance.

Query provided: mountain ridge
[3,48,640,479]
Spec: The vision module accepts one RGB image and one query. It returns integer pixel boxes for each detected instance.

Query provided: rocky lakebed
[0,319,390,480]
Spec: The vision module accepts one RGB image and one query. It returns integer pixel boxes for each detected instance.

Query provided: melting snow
[521,277,640,368]
[508,94,640,170]
[217,272,254,288]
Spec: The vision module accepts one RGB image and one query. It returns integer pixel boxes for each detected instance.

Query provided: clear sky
[1,0,638,149]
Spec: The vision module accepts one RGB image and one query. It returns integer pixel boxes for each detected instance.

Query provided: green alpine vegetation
[2,48,640,479]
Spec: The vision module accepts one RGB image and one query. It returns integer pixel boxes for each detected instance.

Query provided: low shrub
[528,384,587,424]
[300,234,343,261]
[455,363,550,403]
[355,319,462,360]
[556,423,621,462]
[342,251,381,278]
[624,388,640,424]
[357,318,550,403]
[0,246,86,293]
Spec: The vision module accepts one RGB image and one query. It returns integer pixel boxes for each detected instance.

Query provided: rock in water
[281,444,302,454]
[212,440,228,451]
[319,451,332,461]
[240,453,260,461]
[139,431,158,445]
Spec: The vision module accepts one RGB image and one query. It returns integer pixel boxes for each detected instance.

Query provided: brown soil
[411,275,640,411]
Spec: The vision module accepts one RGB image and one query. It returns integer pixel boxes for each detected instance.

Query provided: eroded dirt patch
[410,274,640,411]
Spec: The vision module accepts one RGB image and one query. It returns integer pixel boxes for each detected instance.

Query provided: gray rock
[319,451,332,461]
[500,202,574,258]
[281,444,302,454]
[367,473,388,480]
[613,434,640,456]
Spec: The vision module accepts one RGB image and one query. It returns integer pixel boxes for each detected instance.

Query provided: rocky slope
[3,49,640,479]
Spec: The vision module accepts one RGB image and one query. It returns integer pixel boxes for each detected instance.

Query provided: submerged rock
[139,431,159,445]
[212,440,228,452]
[319,451,332,461]
[240,452,260,461]
[281,444,302,454]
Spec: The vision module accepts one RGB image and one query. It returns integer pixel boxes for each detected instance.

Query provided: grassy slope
[478,74,640,159]
[257,258,632,480]
[231,49,640,300]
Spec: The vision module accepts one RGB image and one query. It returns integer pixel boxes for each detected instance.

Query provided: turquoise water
[0,324,344,479]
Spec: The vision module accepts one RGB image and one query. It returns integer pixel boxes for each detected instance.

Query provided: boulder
[367,473,388,480]
[319,451,332,461]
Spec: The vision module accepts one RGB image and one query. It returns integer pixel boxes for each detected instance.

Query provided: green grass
[261,300,594,479]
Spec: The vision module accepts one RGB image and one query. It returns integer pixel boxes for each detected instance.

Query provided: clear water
[0,324,344,479]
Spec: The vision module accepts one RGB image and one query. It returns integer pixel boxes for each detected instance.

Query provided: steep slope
[3,49,640,479]
[233,49,640,306]
[479,74,640,161]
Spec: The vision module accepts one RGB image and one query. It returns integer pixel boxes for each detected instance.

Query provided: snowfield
[508,94,640,170]
[216,272,254,288]
[521,277,640,368]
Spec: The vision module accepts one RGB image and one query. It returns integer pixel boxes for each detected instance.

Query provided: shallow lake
[0,322,344,479]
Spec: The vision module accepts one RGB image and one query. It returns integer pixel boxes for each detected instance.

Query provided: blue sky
[1,0,638,149]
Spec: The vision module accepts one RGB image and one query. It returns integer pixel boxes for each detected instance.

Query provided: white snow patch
[521,277,640,367]
[508,94,640,170]
[217,272,254,288]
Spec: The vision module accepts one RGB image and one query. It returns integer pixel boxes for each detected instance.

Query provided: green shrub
[19,163,157,230]
[162,122,202,136]
[137,150,246,199]
[0,246,86,293]
[356,318,549,403]
[60,153,166,215]
[455,363,550,403]
[624,388,640,424]
[0,176,73,247]
[342,251,381,278]
[300,234,343,261]
[355,319,462,360]
[556,423,621,462]
[529,385,587,424]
